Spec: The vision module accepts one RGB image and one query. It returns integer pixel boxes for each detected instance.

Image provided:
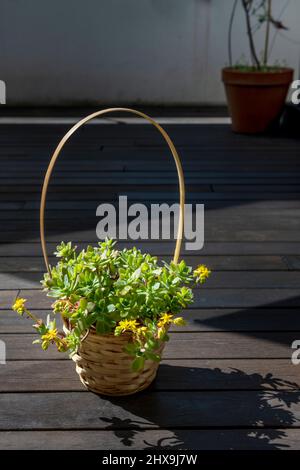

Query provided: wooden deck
[0,121,300,450]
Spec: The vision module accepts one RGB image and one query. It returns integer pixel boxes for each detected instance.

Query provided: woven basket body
[72,329,165,396]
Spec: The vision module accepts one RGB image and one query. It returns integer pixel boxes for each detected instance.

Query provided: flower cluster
[12,297,27,315]
[11,239,210,370]
[193,265,211,284]
[12,298,69,352]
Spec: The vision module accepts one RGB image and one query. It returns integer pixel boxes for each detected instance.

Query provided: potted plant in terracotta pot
[222,0,294,134]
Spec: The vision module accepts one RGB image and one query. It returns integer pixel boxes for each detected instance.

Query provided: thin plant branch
[241,0,261,68]
[263,0,272,66]
[228,0,238,66]
[268,0,291,59]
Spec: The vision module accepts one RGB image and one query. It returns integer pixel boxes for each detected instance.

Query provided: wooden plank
[2,193,300,204]
[0,241,300,256]
[0,202,24,210]
[0,256,289,272]
[213,184,300,193]
[1,135,300,149]
[3,156,300,173]
[0,209,299,242]
[180,308,300,332]
[3,427,300,450]
[7,170,300,180]
[195,272,300,288]
[0,181,212,191]
[18,199,300,211]
[284,256,300,270]
[0,309,54,332]
[1,205,300,220]
[15,288,300,308]
[2,213,297,230]
[0,359,298,392]
[2,271,300,290]
[0,390,300,429]
[0,273,40,289]
[1,226,300,243]
[1,332,297,360]
[2,142,300,156]
[0,123,298,149]
[5,175,300,185]
[1,428,300,450]
[3,144,300,158]
[1,308,300,333]
[0,291,17,309]
[1,157,293,170]
[188,289,300,308]
[2,183,300,194]
[4,206,300,220]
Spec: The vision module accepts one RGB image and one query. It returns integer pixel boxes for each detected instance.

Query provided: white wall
[0,0,299,105]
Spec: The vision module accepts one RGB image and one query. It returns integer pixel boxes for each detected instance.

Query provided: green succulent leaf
[132,356,145,372]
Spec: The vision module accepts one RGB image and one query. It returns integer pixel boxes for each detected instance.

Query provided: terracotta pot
[222,67,294,134]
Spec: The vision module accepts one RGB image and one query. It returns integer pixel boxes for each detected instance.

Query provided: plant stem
[228,0,238,66]
[241,0,261,69]
[268,0,290,58]
[24,308,40,324]
[263,0,272,66]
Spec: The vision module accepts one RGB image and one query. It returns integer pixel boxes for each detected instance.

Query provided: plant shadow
[98,364,300,450]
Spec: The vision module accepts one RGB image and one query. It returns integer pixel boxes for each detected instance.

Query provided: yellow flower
[118,319,139,333]
[157,313,173,328]
[194,265,211,283]
[137,326,147,335]
[12,297,27,315]
[41,328,61,351]
[42,328,58,342]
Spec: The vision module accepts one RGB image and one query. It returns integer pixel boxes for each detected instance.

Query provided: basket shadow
[97,364,300,450]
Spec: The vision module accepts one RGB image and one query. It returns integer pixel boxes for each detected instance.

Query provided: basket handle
[40,107,185,275]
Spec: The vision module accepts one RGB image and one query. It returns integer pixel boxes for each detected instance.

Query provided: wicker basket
[72,329,165,395]
[39,108,185,396]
